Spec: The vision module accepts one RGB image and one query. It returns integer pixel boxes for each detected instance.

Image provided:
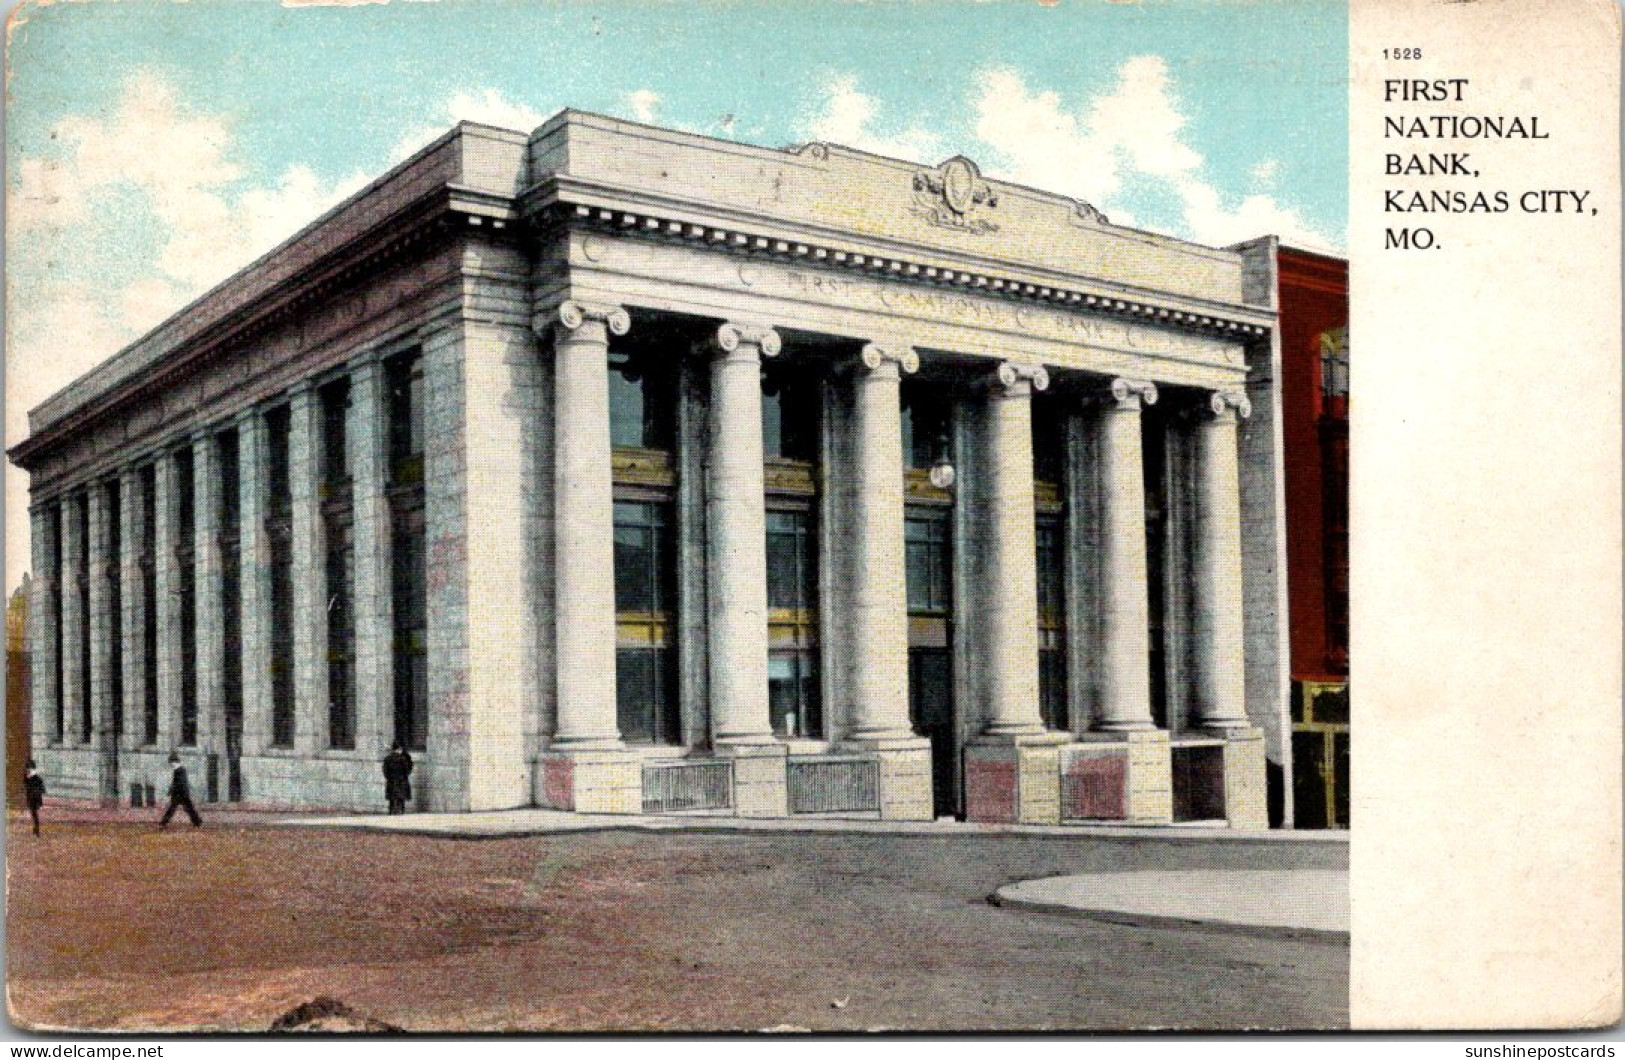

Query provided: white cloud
[626,89,661,124]
[795,75,942,161]
[1250,158,1281,188]
[10,70,370,304]
[970,58,1339,252]
[973,68,1122,205]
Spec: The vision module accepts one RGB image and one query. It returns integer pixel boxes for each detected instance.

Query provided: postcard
[1,0,1617,1037]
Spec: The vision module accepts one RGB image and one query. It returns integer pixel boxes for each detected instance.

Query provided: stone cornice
[547,202,1273,343]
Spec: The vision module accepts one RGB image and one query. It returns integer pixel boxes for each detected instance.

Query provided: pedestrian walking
[159,753,202,829]
[23,759,45,837]
[382,744,414,815]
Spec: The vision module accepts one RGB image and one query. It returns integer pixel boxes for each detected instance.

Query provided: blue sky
[4,0,1347,592]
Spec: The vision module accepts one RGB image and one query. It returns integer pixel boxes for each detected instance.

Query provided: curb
[988,886,1351,942]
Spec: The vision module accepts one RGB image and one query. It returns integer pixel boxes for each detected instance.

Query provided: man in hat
[159,753,202,829]
[23,759,45,836]
[382,743,414,815]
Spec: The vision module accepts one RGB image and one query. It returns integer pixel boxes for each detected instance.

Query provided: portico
[11,111,1289,827]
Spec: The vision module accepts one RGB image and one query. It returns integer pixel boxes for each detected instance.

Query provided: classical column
[549,300,629,750]
[193,430,224,760]
[153,456,178,749]
[59,495,86,745]
[844,343,919,745]
[707,323,779,747]
[87,483,113,757]
[1092,378,1158,732]
[1192,389,1252,729]
[28,503,59,750]
[119,468,144,753]
[288,383,322,754]
[237,410,271,758]
[979,361,1049,738]
[348,353,391,759]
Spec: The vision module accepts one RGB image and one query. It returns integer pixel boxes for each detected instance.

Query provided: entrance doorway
[909,648,956,818]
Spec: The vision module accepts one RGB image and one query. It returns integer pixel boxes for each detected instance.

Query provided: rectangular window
[175,448,197,746]
[218,431,243,782]
[1035,519,1065,620]
[1036,516,1067,732]
[901,385,951,471]
[768,651,821,738]
[1032,394,1067,487]
[321,378,351,490]
[387,352,429,752]
[76,494,91,743]
[266,408,291,515]
[386,353,424,488]
[613,501,673,614]
[1039,649,1068,732]
[766,510,817,611]
[615,648,677,745]
[905,513,951,614]
[321,380,356,750]
[608,349,676,451]
[140,466,158,745]
[266,407,295,748]
[391,504,427,752]
[49,505,63,743]
[326,514,355,749]
[1142,409,1169,730]
[762,362,819,463]
[613,500,678,745]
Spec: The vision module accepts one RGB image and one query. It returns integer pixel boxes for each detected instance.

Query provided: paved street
[6,808,1347,1032]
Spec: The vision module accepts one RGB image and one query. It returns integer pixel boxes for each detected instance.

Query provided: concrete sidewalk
[993,868,1350,937]
[271,807,1351,844]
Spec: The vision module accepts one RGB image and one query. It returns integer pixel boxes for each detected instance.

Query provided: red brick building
[1277,247,1348,828]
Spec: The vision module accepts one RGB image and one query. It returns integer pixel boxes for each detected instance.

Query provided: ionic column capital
[553,299,631,337]
[1205,389,1253,420]
[859,343,920,376]
[715,322,782,358]
[1103,377,1159,410]
[993,360,1050,395]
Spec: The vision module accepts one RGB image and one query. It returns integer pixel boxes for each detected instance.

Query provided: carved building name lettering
[769,264,1233,364]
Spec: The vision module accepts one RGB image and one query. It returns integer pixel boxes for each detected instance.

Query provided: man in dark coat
[382,744,413,814]
[159,753,202,829]
[23,759,45,836]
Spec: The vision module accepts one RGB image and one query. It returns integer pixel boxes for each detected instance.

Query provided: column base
[840,736,933,820]
[1216,726,1269,830]
[536,748,641,815]
[1065,729,1174,824]
[716,742,787,818]
[965,732,1069,825]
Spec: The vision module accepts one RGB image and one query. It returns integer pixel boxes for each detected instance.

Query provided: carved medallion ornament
[912,156,1000,234]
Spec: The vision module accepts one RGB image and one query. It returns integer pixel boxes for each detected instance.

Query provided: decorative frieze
[564,203,1271,340]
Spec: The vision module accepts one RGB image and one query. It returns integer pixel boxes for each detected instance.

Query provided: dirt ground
[5,807,1348,1032]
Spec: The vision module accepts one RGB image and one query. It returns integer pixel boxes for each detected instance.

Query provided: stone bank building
[10,112,1296,827]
